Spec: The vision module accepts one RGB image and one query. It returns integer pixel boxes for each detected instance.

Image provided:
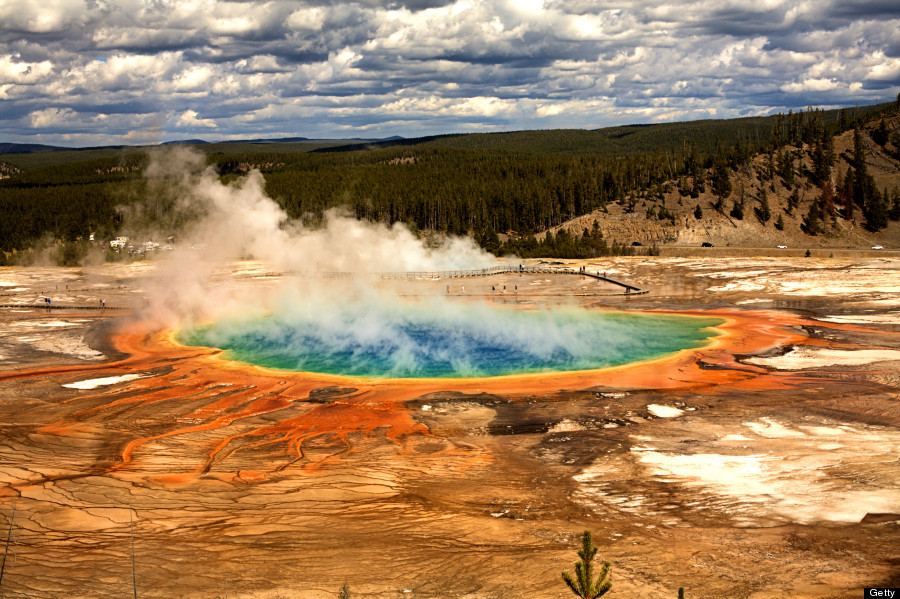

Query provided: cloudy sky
[1,0,899,146]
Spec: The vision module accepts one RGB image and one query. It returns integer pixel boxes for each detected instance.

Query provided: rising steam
[139,148,720,378]
[140,147,498,327]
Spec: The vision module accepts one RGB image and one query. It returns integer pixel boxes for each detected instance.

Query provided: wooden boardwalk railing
[363,265,644,294]
[1,266,646,311]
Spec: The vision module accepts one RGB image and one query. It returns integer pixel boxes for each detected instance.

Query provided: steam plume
[140,147,498,327]
[138,148,718,378]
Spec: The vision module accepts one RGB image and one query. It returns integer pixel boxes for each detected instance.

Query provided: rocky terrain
[0,257,898,598]
[549,117,900,251]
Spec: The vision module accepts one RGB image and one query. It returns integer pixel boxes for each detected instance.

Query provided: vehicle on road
[872,245,884,250]
[777,245,787,249]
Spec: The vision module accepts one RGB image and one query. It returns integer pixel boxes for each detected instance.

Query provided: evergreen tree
[713,195,724,213]
[338,583,351,599]
[562,531,612,599]
[863,187,888,232]
[851,125,870,215]
[775,213,785,230]
[889,190,900,221]
[777,149,794,188]
[873,119,889,147]
[711,160,732,201]
[820,180,835,219]
[837,169,853,219]
[765,152,776,181]
[754,189,771,223]
[787,188,800,215]
[851,127,889,231]
[688,144,702,197]
[730,200,744,220]
[694,204,703,219]
[802,199,823,235]
[852,127,867,177]
[810,140,831,186]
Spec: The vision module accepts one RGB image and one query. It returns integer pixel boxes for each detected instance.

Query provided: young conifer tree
[561,530,612,599]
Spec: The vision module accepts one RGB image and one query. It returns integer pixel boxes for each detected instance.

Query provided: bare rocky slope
[548,116,900,251]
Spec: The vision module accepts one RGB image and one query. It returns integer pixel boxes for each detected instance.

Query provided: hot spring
[177,301,724,379]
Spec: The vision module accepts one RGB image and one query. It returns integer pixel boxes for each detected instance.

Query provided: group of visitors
[490,285,517,294]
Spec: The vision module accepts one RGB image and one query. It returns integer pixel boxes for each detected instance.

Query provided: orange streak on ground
[7,307,887,481]
[99,310,836,474]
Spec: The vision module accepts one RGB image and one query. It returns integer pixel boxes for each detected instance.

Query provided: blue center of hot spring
[178,304,723,378]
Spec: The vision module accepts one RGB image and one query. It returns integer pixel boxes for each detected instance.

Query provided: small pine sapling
[561,530,612,599]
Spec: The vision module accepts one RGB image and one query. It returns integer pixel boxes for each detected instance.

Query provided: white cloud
[172,66,214,92]
[781,77,839,93]
[0,55,53,84]
[29,107,76,128]
[0,0,896,144]
[176,109,217,128]
[455,96,516,117]
[286,7,326,31]
[0,0,86,33]
[865,52,900,82]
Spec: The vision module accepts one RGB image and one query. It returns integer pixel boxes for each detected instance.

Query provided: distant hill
[542,120,900,253]
[0,142,65,153]
[0,136,409,168]
[315,103,894,156]
[161,139,210,145]
[163,135,403,146]
[243,137,309,143]
[1,99,897,265]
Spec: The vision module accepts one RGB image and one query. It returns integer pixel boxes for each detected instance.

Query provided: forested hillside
[1,99,898,265]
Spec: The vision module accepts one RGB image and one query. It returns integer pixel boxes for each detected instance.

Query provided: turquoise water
[178,304,723,379]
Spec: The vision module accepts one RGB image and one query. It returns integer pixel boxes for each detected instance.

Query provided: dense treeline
[1,99,897,263]
[263,148,677,234]
[490,222,643,259]
[316,102,891,156]
[800,124,900,234]
[0,155,148,256]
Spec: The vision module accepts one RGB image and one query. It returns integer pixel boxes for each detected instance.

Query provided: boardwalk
[1,265,646,311]
[372,265,647,294]
[0,303,126,310]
